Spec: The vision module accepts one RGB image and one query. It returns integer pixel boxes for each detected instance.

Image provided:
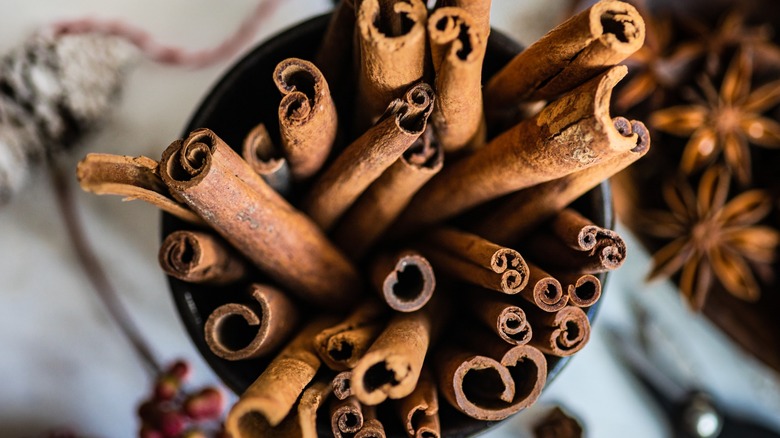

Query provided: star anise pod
[650,50,780,184]
[641,166,779,310]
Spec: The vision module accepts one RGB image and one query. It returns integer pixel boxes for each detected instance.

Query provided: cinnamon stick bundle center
[364,361,406,392]
[329,341,355,362]
[392,264,426,302]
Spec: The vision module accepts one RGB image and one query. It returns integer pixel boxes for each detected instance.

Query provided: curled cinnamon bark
[469,118,650,244]
[438,0,492,38]
[159,128,361,310]
[333,371,353,400]
[428,7,488,152]
[557,272,602,307]
[274,58,337,180]
[331,396,364,438]
[397,367,441,438]
[333,127,443,260]
[76,153,202,224]
[226,317,333,436]
[252,379,332,438]
[518,262,568,312]
[371,250,436,312]
[526,306,591,356]
[394,66,640,233]
[241,123,291,196]
[356,405,387,438]
[203,283,298,361]
[468,292,532,345]
[304,82,435,230]
[314,300,387,371]
[158,230,246,285]
[484,0,644,108]
[355,0,428,130]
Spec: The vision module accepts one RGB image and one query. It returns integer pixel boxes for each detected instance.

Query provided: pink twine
[50,0,283,68]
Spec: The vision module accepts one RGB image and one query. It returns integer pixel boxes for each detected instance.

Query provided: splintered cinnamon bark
[159,128,361,310]
[427,7,488,153]
[436,330,547,421]
[354,0,428,130]
[556,273,602,308]
[526,306,591,356]
[304,82,435,230]
[356,405,387,438]
[274,58,337,180]
[397,367,441,438]
[519,262,568,312]
[315,0,356,94]
[226,318,333,436]
[470,118,650,244]
[333,371,353,400]
[371,250,436,312]
[394,66,640,233]
[314,300,387,371]
[422,227,529,294]
[484,0,644,108]
[331,396,364,438]
[242,123,291,196]
[438,0,492,38]
[158,230,246,285]
[76,153,202,224]
[351,306,436,405]
[468,292,532,345]
[203,283,298,361]
[333,127,443,260]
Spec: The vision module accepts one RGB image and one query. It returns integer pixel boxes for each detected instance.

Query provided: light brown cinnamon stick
[203,283,298,361]
[427,7,488,153]
[158,128,361,310]
[393,66,641,234]
[314,300,387,371]
[333,370,354,400]
[520,262,568,312]
[158,230,246,285]
[331,396,364,438]
[370,250,436,312]
[469,117,650,244]
[484,0,644,107]
[525,306,591,356]
[274,58,337,180]
[225,317,334,436]
[332,127,443,260]
[397,367,441,438]
[303,82,435,230]
[76,153,202,224]
[356,405,387,438]
[556,272,602,307]
[241,122,291,196]
[467,291,532,345]
[250,379,332,438]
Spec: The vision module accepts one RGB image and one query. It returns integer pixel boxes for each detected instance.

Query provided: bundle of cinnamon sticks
[77,0,649,436]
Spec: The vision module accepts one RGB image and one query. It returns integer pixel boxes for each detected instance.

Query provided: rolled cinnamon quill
[355,0,428,130]
[525,306,591,356]
[370,250,436,312]
[314,299,386,371]
[397,367,441,438]
[394,66,640,233]
[250,379,332,438]
[333,371,354,400]
[556,272,602,308]
[315,0,356,94]
[517,262,568,312]
[469,117,650,244]
[76,153,202,224]
[427,7,488,153]
[333,127,443,260]
[304,82,435,230]
[467,291,532,345]
[204,283,298,361]
[242,122,291,196]
[274,58,337,180]
[331,396,364,438]
[356,405,387,438]
[438,0,492,38]
[484,0,644,108]
[159,128,361,310]
[225,317,333,436]
[159,230,246,285]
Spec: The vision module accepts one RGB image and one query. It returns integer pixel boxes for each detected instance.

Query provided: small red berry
[183,387,225,420]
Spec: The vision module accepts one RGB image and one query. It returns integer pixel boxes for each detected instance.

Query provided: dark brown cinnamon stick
[468,292,532,345]
[158,128,361,310]
[356,405,387,438]
[333,370,354,400]
[370,250,436,312]
[274,58,337,180]
[314,300,387,371]
[557,272,602,308]
[304,82,435,230]
[397,367,441,438]
[520,262,568,312]
[525,306,591,357]
[331,396,364,438]
[241,122,291,196]
[158,230,246,285]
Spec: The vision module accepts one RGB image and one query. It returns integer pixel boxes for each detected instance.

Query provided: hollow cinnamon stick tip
[567,274,602,307]
[395,82,436,135]
[540,306,592,357]
[428,7,486,64]
[331,396,364,438]
[587,0,645,54]
[333,371,353,400]
[158,230,244,285]
[380,252,436,312]
[242,123,286,174]
[498,305,533,345]
[532,276,567,312]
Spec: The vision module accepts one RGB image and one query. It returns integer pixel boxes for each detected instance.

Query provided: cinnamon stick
[76,153,202,224]
[520,262,568,312]
[242,122,291,196]
[203,283,298,361]
[355,405,387,438]
[225,317,334,436]
[467,291,532,345]
[397,367,440,438]
[438,0,492,38]
[393,66,641,233]
[556,272,602,308]
[354,0,428,130]
[315,0,355,94]
[274,58,337,180]
[525,306,591,357]
[469,117,650,244]
[427,7,488,153]
[333,370,354,400]
[484,0,644,108]
[314,300,387,371]
[250,379,332,438]
[331,396,364,438]
[332,127,443,260]
[303,82,435,230]
[158,128,361,310]
[370,250,436,312]
[158,230,246,285]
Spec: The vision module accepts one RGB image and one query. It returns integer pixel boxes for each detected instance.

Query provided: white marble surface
[1,1,779,437]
